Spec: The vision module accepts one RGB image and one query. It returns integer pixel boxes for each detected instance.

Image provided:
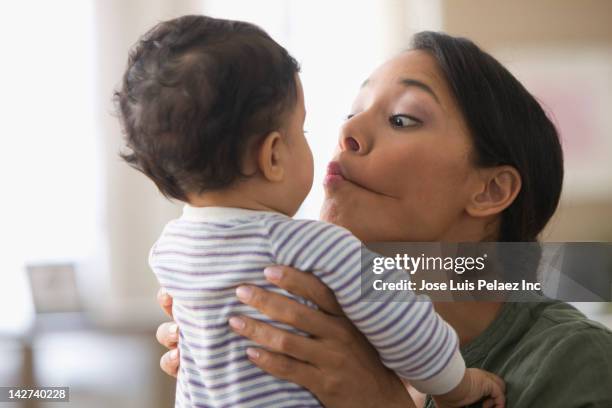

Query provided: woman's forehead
[364,50,448,98]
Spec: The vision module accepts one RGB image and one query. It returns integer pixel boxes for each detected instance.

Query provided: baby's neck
[186,183,288,215]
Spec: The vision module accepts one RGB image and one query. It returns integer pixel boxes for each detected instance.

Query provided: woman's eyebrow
[398,78,440,103]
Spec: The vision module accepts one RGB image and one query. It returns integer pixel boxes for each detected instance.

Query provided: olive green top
[425,293,612,407]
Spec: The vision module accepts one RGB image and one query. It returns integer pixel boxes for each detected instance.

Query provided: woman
[155,32,612,407]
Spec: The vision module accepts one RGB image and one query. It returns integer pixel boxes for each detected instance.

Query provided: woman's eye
[389,114,420,128]
[345,113,355,121]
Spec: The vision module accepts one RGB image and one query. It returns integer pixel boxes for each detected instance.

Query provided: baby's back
[150,210,321,408]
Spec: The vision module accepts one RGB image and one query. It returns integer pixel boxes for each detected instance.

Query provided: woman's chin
[321,186,421,242]
[321,193,373,241]
[320,195,339,224]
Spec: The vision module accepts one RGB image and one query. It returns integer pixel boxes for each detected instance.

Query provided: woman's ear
[466,165,522,218]
[257,131,285,182]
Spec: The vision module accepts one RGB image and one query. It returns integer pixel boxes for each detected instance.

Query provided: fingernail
[169,349,179,360]
[229,316,245,331]
[236,286,253,302]
[160,288,172,305]
[246,348,260,360]
[264,266,282,282]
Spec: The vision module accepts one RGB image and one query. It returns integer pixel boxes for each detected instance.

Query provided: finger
[489,373,506,393]
[157,287,173,318]
[482,399,495,408]
[229,315,323,364]
[235,285,345,339]
[264,265,343,316]
[492,388,505,408]
[156,322,179,349]
[486,376,506,408]
[160,349,180,378]
[245,347,322,394]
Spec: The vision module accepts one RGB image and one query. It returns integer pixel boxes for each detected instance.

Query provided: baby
[116,15,504,408]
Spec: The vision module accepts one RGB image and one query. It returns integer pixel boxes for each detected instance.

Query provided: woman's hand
[156,288,180,378]
[229,265,416,408]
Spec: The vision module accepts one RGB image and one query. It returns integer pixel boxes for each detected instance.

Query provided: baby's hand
[432,368,505,408]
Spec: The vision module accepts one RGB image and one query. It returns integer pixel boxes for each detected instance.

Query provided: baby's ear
[257,131,285,182]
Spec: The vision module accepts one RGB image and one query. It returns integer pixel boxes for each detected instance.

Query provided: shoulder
[527,301,612,353]
[506,303,612,406]
[260,216,362,265]
[261,215,355,241]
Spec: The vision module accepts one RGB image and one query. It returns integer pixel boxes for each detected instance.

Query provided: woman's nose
[342,136,361,152]
[339,125,369,154]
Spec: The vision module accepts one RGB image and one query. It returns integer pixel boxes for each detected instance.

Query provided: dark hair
[412,32,564,242]
[115,15,300,201]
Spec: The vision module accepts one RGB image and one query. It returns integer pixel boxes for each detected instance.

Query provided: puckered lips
[323,161,346,188]
[324,160,396,199]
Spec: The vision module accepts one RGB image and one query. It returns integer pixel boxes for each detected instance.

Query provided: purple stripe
[182,377,318,406]
[406,325,455,378]
[176,310,242,329]
[181,353,196,365]
[169,283,276,302]
[333,269,359,294]
[307,232,350,272]
[276,221,314,251]
[343,285,371,309]
[176,318,291,350]
[154,249,273,258]
[366,301,420,341]
[162,284,236,293]
[180,332,248,352]
[173,219,250,229]
[350,297,396,324]
[267,218,286,236]
[171,283,278,310]
[328,245,359,273]
[165,232,268,241]
[169,284,278,310]
[185,379,321,408]
[179,347,252,371]
[180,382,321,408]
[162,277,266,291]
[375,301,433,349]
[218,386,315,408]
[287,222,336,265]
[187,370,268,390]
[383,315,441,366]
[196,353,250,371]
[155,265,264,276]
[174,314,226,331]
[174,314,239,333]
[382,307,437,352]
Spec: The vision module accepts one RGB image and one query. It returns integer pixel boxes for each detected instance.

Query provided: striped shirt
[150,206,465,407]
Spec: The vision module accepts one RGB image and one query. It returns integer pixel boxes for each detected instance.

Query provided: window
[0,1,101,333]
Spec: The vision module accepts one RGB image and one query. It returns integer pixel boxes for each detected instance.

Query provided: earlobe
[467,166,521,218]
[257,131,284,182]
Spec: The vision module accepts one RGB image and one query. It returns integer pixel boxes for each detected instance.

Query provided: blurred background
[0,0,610,406]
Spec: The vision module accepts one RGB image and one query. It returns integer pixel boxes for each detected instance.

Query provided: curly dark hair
[114,15,300,201]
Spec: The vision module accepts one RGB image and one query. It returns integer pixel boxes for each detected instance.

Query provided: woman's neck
[433,301,504,346]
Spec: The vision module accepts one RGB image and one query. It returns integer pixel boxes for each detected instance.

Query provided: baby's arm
[266,217,463,395]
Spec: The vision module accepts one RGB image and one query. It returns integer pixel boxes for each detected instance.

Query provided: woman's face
[321,50,488,242]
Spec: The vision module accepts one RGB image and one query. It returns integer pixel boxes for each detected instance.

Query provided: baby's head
[115,15,313,216]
